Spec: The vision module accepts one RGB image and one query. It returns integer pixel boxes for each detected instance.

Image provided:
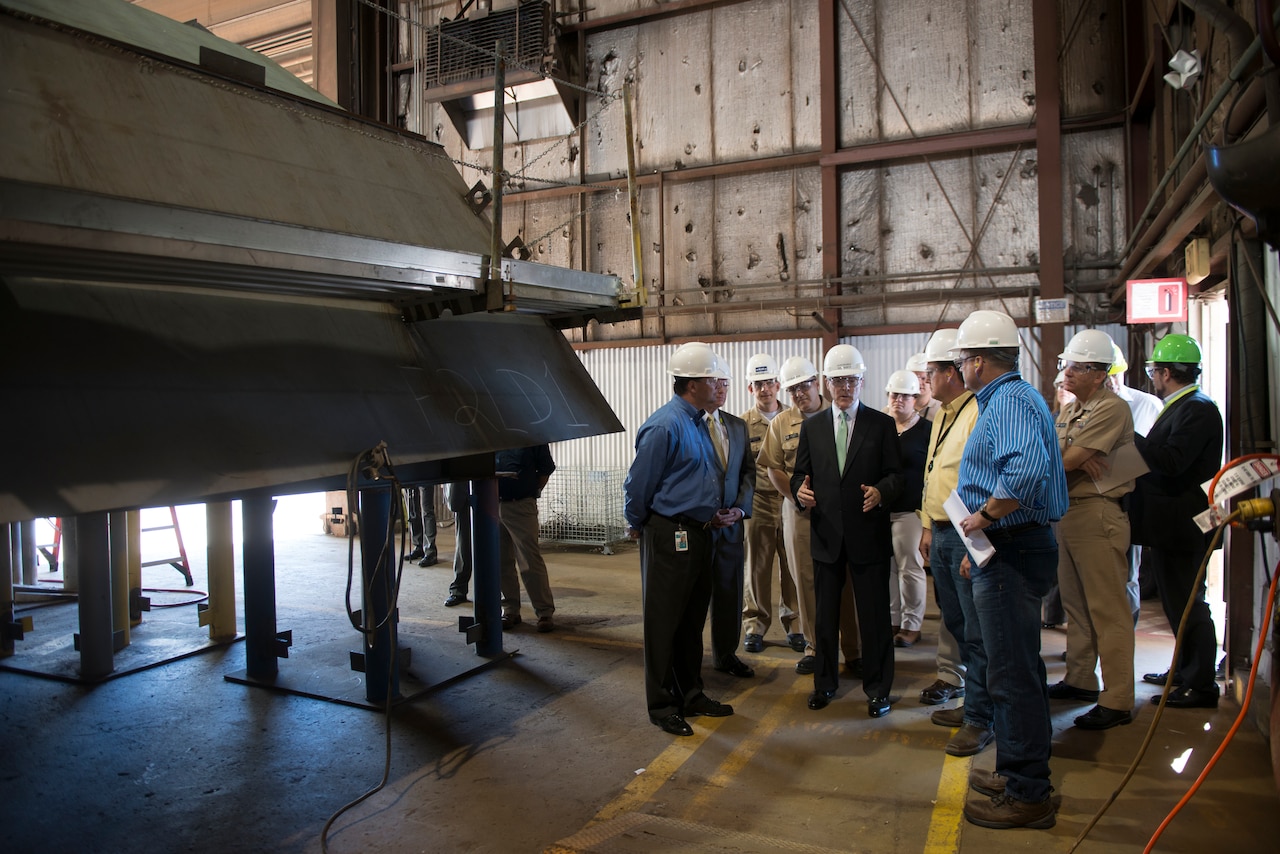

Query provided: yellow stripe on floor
[924,750,971,853]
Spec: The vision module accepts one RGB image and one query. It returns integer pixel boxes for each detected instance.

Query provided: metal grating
[423,1,551,90]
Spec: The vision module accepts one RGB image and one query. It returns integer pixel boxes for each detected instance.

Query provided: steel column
[19,519,36,584]
[242,494,278,681]
[126,510,142,625]
[1033,0,1065,397]
[75,513,114,680]
[471,478,503,657]
[1,524,12,658]
[358,485,399,703]
[204,501,237,642]
[109,510,130,650]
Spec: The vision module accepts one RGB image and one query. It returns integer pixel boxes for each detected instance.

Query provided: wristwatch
[979,507,998,523]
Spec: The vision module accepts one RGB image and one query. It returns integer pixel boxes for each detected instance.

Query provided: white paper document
[1090,443,1149,494]
[944,489,996,568]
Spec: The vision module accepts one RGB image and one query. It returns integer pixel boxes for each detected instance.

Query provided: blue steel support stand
[471,478,503,657]
[359,485,400,704]
[242,494,279,681]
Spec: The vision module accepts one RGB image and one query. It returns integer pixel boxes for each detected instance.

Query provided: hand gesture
[861,483,881,512]
[796,475,815,510]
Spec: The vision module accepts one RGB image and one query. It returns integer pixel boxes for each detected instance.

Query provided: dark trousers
[406,486,437,559]
[640,516,713,720]
[813,549,893,699]
[709,526,745,666]
[1148,545,1219,691]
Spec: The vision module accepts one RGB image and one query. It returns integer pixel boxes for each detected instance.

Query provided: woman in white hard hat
[883,369,931,648]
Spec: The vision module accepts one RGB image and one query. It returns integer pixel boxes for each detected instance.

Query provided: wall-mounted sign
[1126,277,1188,323]
[1034,297,1070,323]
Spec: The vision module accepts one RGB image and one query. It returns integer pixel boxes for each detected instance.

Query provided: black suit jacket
[789,402,903,564]
[714,410,755,545]
[1131,389,1223,551]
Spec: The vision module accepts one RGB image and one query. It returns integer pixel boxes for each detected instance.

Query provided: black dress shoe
[685,695,734,717]
[868,697,891,718]
[743,633,764,653]
[501,613,521,630]
[1142,670,1182,686]
[808,689,836,710]
[1074,704,1133,730]
[418,554,438,567]
[651,713,693,736]
[714,655,755,678]
[444,593,468,607]
[795,654,816,674]
[787,633,807,653]
[406,548,425,561]
[1152,686,1219,709]
[1046,680,1099,701]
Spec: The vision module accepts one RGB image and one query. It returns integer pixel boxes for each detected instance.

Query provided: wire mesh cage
[537,467,627,554]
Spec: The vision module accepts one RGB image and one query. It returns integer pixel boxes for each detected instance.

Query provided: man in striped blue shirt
[951,310,1068,831]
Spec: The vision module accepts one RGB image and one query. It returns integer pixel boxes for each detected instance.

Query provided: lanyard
[926,394,973,473]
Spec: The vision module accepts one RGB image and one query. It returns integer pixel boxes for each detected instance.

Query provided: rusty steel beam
[819,0,839,345]
[1033,0,1064,398]
[561,0,750,35]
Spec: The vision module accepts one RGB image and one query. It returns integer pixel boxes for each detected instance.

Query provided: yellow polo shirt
[919,391,979,528]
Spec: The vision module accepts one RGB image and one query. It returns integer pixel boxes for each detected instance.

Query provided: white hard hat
[711,352,733,380]
[669,342,728,378]
[822,344,867,378]
[952,310,1020,351]
[1054,369,1067,385]
[905,353,929,373]
[923,328,960,363]
[1059,329,1115,365]
[885,369,921,395]
[1108,342,1129,376]
[779,356,818,389]
[745,353,779,382]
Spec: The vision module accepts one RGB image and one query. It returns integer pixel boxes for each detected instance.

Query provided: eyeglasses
[1144,365,1166,380]
[827,376,864,388]
[888,392,917,400]
[953,355,979,370]
[1057,360,1102,373]
[699,377,730,389]
[789,379,817,392]
[750,380,779,390]
[923,366,948,377]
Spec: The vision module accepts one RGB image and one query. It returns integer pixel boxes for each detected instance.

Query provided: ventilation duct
[418,1,577,149]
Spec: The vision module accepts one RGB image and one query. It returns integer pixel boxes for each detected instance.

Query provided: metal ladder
[140,506,194,587]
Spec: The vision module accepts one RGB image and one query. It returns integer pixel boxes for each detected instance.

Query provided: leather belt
[653,511,712,529]
[985,521,1045,537]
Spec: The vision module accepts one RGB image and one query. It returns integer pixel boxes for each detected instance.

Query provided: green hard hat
[1148,333,1203,365]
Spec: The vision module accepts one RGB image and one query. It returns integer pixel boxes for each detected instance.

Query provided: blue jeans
[930,525,992,729]
[971,524,1058,804]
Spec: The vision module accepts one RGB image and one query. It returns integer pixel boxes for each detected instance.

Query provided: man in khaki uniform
[739,353,800,654]
[758,356,860,676]
[1046,330,1137,730]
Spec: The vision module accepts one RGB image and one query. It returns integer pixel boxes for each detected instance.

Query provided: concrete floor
[3,510,1278,853]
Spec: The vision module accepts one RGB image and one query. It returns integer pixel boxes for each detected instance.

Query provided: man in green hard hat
[1128,333,1224,709]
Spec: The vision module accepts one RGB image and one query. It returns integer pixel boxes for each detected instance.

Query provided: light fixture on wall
[1163,49,1201,90]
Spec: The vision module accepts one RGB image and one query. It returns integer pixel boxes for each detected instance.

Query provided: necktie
[705,413,727,469]
[836,410,849,473]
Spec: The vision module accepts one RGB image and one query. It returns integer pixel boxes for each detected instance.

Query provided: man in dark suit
[792,344,903,718]
[1128,333,1224,708]
[704,353,757,678]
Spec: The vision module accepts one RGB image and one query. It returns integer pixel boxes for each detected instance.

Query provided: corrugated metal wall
[551,322,1131,471]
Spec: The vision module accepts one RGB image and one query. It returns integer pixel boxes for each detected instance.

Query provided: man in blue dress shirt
[950,310,1068,831]
[624,343,740,737]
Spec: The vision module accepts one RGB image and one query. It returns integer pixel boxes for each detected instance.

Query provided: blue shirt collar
[975,370,1022,407]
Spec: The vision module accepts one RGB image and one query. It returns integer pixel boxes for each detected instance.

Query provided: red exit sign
[1126,278,1188,323]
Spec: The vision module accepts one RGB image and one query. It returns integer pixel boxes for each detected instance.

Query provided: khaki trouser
[1058,496,1134,709]
[742,491,798,638]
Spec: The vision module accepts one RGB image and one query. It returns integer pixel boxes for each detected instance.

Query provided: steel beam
[1033,0,1065,398]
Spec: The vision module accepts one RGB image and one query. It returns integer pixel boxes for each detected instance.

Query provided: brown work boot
[969,768,1006,797]
[945,723,994,756]
[931,705,966,727]
[964,793,1056,829]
